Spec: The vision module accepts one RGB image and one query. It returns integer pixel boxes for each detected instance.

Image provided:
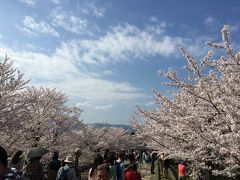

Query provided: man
[163,156,170,178]
[116,151,125,180]
[150,150,158,174]
[74,148,82,179]
[0,146,18,180]
[96,164,110,180]
[48,151,62,180]
[57,156,77,180]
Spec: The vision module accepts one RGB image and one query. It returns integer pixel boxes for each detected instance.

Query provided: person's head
[106,152,115,165]
[179,160,184,165]
[118,151,125,161]
[128,153,135,163]
[90,155,104,177]
[103,149,109,161]
[0,146,8,174]
[96,163,110,180]
[64,156,74,165]
[104,149,109,155]
[11,150,23,164]
[52,151,59,160]
[74,148,82,159]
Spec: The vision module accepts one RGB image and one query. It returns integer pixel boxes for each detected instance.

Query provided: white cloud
[0,38,145,103]
[51,9,88,34]
[149,16,158,22]
[20,16,59,37]
[204,16,215,26]
[103,70,114,76]
[72,23,182,65]
[76,101,92,108]
[51,0,61,4]
[94,104,113,110]
[18,0,36,5]
[2,22,201,105]
[76,101,113,110]
[85,1,105,17]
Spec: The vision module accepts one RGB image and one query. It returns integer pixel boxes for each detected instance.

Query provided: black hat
[0,146,8,167]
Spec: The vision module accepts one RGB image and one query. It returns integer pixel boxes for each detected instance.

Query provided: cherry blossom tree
[0,57,82,156]
[133,25,240,179]
[0,57,29,150]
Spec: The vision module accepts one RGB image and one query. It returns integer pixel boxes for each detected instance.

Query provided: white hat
[64,156,74,163]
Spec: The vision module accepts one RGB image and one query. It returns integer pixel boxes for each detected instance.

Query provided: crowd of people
[0,146,144,180]
[0,146,186,180]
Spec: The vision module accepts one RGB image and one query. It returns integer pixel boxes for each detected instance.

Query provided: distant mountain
[89,123,134,131]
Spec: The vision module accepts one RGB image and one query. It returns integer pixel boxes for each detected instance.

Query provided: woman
[124,154,141,180]
[88,155,104,180]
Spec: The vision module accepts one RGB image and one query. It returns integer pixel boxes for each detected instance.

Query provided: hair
[128,153,135,163]
[90,155,104,177]
[11,150,23,165]
[52,151,59,160]
[103,149,109,161]
[118,151,125,160]
[0,146,8,167]
[106,152,115,165]
[96,163,110,176]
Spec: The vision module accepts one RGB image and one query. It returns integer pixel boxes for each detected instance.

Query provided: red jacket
[124,170,141,180]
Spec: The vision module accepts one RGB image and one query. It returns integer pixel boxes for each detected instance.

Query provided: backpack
[4,169,23,180]
[58,167,70,180]
[115,161,122,179]
[124,170,141,180]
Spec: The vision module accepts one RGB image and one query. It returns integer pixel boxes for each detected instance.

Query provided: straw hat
[64,156,74,163]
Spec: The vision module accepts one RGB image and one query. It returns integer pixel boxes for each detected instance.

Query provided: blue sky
[0,0,239,124]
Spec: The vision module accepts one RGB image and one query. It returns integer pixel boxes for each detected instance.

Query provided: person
[124,154,141,180]
[88,155,104,180]
[116,151,125,180]
[56,156,77,180]
[103,149,109,163]
[141,151,147,164]
[23,156,44,180]
[106,152,117,180]
[150,150,158,174]
[9,151,24,171]
[159,153,164,170]
[0,146,18,180]
[96,164,110,180]
[178,161,186,180]
[74,148,82,179]
[162,156,170,178]
[47,151,61,180]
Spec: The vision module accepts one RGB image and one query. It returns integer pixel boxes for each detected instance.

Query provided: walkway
[138,162,176,180]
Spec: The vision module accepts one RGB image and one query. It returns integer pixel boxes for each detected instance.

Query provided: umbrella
[26,147,48,159]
